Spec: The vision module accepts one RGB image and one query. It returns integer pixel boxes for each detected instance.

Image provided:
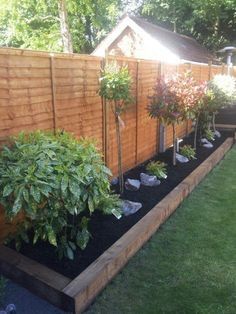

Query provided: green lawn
[86,145,236,314]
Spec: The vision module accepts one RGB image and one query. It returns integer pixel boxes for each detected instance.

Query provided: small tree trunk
[58,0,73,53]
[115,110,124,194]
[172,123,176,166]
[212,112,216,133]
[194,114,199,150]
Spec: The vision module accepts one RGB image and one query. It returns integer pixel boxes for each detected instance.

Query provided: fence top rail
[0,47,103,61]
[0,47,228,69]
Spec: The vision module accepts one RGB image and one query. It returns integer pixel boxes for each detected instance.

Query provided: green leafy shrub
[204,128,215,141]
[0,131,120,259]
[180,145,196,160]
[146,161,167,179]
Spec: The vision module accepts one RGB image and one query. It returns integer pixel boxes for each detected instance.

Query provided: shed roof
[92,15,217,64]
[131,16,214,64]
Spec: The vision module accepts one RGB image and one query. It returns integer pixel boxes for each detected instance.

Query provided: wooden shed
[92,15,216,64]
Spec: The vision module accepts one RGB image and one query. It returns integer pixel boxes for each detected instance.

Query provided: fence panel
[0,47,233,240]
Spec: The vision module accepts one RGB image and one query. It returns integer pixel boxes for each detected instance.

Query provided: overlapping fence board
[0,48,235,239]
[136,60,160,164]
[54,57,103,150]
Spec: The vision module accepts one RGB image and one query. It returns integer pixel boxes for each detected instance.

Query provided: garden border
[0,137,233,313]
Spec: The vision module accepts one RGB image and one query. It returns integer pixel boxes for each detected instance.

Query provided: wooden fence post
[208,61,212,80]
[101,58,109,165]
[158,62,166,153]
[50,54,57,133]
[135,60,139,165]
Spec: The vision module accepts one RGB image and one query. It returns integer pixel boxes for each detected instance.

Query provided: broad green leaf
[48,229,57,247]
[76,229,90,250]
[40,185,51,197]
[12,197,22,215]
[30,185,41,203]
[33,232,39,244]
[82,192,88,202]
[61,175,69,193]
[3,184,13,197]
[69,180,80,198]
[23,189,29,203]
[88,196,94,212]
[103,166,112,176]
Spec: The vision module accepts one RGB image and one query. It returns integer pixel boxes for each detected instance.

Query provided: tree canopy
[0,0,235,55]
[0,0,124,53]
[139,0,236,53]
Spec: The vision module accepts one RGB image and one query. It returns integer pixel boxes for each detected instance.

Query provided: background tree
[139,0,236,53]
[1,0,235,56]
[58,0,73,52]
[0,0,124,53]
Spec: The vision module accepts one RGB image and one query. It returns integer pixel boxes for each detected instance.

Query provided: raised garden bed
[0,133,234,313]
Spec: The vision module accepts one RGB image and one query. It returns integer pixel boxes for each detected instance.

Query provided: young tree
[191,85,213,149]
[148,76,183,166]
[99,63,133,193]
[148,72,207,164]
[179,78,212,150]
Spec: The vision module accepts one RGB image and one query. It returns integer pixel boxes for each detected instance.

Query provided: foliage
[0,276,6,306]
[204,128,215,141]
[198,75,236,136]
[180,145,196,160]
[148,72,205,165]
[99,62,133,113]
[148,72,207,124]
[0,131,120,260]
[146,161,167,179]
[99,62,133,193]
[208,75,236,111]
[139,0,236,53]
[0,0,235,55]
[147,76,182,125]
[0,0,124,53]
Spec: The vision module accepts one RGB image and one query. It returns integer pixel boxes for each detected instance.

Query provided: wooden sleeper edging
[0,137,233,313]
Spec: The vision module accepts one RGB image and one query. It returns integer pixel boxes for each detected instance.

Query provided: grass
[86,145,236,314]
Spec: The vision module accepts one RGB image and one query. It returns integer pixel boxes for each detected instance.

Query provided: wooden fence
[1,47,236,242]
[0,47,233,177]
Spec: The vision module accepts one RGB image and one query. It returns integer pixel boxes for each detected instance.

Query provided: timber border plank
[0,137,233,313]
